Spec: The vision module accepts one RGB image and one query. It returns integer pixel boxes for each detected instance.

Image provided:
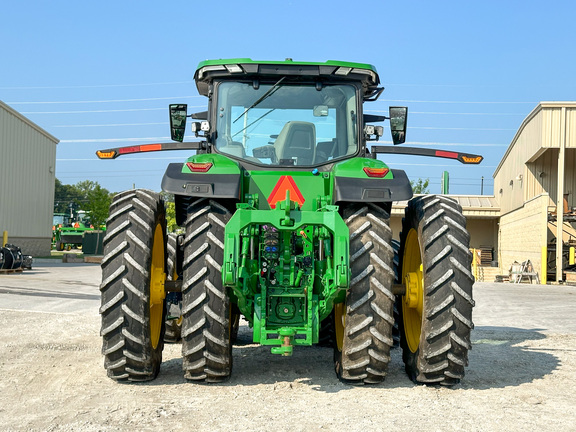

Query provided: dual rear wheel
[100,193,473,385]
[334,196,474,386]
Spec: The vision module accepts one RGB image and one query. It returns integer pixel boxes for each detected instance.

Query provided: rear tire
[334,203,395,384]
[398,195,475,386]
[99,189,167,381]
[181,199,233,382]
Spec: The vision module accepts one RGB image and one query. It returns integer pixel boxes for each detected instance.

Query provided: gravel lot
[1,261,575,431]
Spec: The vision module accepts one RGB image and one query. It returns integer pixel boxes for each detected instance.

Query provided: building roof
[493,101,576,177]
[0,100,59,144]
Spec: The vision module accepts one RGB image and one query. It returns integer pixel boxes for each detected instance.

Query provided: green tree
[54,178,83,214]
[410,178,430,194]
[53,178,112,228]
[84,184,112,228]
[161,192,179,232]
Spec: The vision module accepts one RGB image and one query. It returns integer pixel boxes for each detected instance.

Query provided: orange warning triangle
[267,175,306,209]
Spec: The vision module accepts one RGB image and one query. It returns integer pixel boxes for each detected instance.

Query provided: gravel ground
[1,262,575,431]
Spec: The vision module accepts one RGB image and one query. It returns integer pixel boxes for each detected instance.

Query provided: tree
[53,178,112,228]
[84,184,112,229]
[410,178,430,194]
[54,178,83,214]
[161,192,179,233]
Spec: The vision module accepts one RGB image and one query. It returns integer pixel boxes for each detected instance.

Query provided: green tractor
[52,211,94,251]
[97,59,481,385]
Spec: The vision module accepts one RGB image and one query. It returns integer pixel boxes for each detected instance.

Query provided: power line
[382,99,536,104]
[7,96,201,105]
[408,126,516,131]
[57,156,185,161]
[22,105,206,114]
[0,80,195,90]
[60,137,172,143]
[377,140,507,147]
[52,122,168,128]
[369,109,525,116]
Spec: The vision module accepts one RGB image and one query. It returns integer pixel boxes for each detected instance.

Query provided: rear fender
[162,153,242,199]
[332,158,413,203]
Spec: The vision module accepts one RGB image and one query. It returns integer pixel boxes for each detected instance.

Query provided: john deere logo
[267,175,306,209]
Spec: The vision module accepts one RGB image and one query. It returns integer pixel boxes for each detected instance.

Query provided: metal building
[392,102,576,284]
[494,102,576,282]
[0,100,59,256]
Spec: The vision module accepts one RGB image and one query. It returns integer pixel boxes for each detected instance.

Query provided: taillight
[186,162,213,173]
[118,144,162,155]
[363,167,389,178]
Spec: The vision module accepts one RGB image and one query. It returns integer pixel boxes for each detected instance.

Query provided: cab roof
[193,58,381,98]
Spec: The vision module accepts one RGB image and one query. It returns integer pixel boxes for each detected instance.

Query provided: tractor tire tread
[181,199,232,382]
[100,189,166,382]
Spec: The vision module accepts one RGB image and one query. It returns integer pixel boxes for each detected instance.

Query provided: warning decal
[266,175,306,209]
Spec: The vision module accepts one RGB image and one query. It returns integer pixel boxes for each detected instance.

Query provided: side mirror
[389,106,407,145]
[170,104,188,142]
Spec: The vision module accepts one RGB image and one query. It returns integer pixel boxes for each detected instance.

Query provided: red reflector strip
[435,150,458,159]
[186,162,213,173]
[363,167,390,178]
[118,146,141,154]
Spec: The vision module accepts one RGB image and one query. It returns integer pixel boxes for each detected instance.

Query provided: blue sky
[2,0,575,195]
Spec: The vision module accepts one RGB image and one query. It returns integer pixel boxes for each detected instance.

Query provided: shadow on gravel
[148,329,408,392]
[463,326,560,390]
[122,325,561,391]
[0,286,100,301]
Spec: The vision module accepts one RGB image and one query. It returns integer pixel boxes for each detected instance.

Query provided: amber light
[96,150,117,159]
[186,162,213,173]
[462,156,483,164]
[363,167,390,178]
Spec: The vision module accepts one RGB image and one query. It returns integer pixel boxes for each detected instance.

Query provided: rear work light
[186,162,213,173]
[363,167,390,178]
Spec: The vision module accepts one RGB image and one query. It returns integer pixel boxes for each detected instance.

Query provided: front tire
[398,195,475,386]
[334,203,395,384]
[181,199,233,382]
[99,189,167,381]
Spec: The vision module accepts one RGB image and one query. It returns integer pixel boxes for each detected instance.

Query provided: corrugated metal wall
[494,103,576,215]
[0,101,58,247]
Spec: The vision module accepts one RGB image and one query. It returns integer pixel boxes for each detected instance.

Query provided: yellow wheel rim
[334,302,346,352]
[150,223,166,349]
[402,228,424,353]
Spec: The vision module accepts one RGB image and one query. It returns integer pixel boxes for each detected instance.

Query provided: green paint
[196,58,377,74]
[332,157,393,179]
[223,196,349,355]
[245,170,330,210]
[181,153,241,175]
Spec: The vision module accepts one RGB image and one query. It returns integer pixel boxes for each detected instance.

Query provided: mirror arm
[364,87,385,102]
[371,146,483,164]
[96,142,206,159]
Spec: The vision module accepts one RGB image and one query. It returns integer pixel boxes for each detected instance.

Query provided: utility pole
[441,171,449,194]
[481,176,484,195]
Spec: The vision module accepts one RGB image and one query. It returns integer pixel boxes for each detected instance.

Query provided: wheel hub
[402,228,424,353]
[150,223,166,349]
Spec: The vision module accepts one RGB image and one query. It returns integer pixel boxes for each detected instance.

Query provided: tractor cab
[168,59,407,170]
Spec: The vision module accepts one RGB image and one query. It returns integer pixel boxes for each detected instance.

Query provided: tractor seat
[274,121,316,165]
